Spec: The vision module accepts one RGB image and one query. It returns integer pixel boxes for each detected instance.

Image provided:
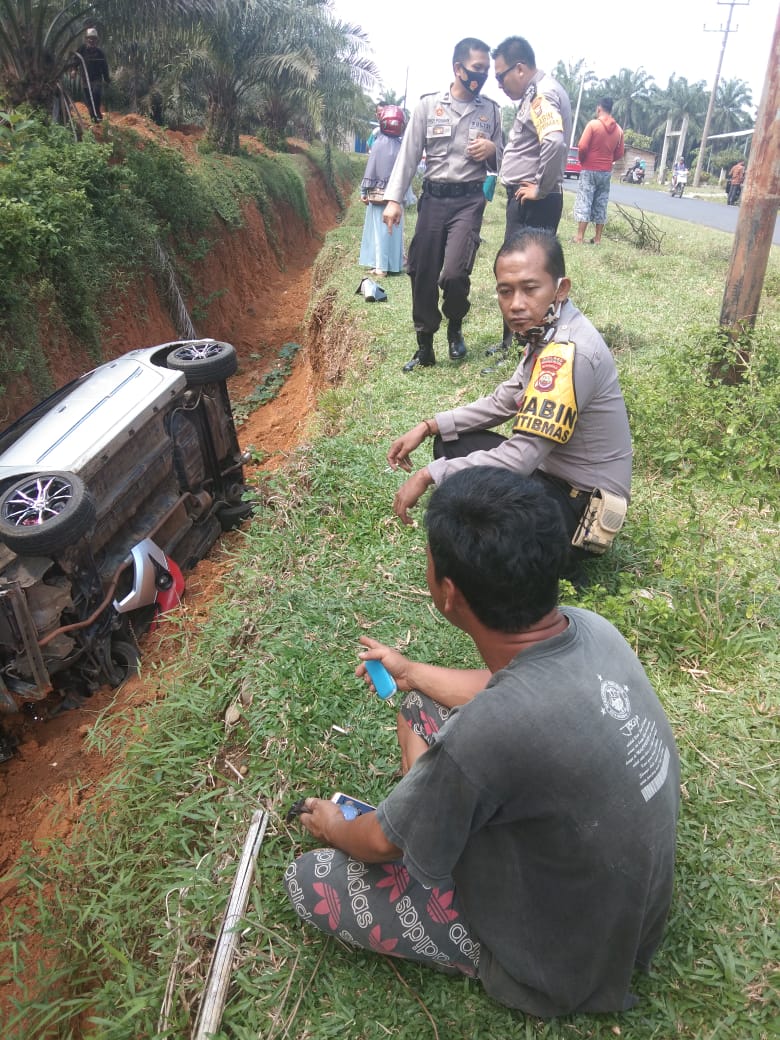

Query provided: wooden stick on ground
[192,809,269,1039]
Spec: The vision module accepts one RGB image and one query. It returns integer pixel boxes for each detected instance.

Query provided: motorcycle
[621,161,645,184]
[670,169,688,198]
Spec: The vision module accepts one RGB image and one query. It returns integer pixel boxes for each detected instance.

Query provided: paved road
[563,180,780,244]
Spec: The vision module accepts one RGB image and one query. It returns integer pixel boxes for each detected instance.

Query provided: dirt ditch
[0,118,347,1013]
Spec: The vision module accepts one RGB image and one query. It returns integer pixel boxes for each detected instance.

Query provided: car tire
[217,502,254,531]
[102,639,140,687]
[166,341,238,385]
[0,472,96,555]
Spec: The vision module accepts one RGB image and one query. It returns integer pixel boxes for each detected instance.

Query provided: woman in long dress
[359,105,406,277]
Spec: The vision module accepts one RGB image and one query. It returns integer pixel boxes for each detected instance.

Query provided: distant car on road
[565,147,582,179]
[0,340,252,757]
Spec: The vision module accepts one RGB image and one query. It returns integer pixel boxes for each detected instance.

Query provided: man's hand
[514,180,540,202]
[466,137,497,163]
[387,422,431,472]
[393,468,433,525]
[356,636,415,692]
[382,201,402,233]
[296,797,403,861]
[297,797,343,843]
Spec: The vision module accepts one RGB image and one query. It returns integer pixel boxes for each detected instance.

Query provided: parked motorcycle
[621,161,645,184]
[670,169,688,198]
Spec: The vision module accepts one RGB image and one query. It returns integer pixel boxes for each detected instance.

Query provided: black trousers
[406,191,486,335]
[432,430,589,546]
[504,189,564,239]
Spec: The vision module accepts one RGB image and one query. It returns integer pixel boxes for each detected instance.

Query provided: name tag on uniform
[428,116,452,139]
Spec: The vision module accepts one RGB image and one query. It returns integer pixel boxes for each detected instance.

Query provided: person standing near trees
[487,37,571,361]
[72,27,110,123]
[727,159,745,205]
[381,38,503,372]
[572,97,624,245]
[359,105,407,278]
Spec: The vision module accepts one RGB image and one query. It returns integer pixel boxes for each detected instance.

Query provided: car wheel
[166,341,238,385]
[0,472,96,555]
[217,502,254,531]
[101,639,140,687]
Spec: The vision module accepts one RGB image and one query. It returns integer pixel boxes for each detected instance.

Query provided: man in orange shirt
[572,98,624,245]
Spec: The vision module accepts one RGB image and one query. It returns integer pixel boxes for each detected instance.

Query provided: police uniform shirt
[384,90,503,205]
[429,299,632,499]
[499,71,571,198]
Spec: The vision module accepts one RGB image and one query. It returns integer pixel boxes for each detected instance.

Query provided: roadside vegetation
[1,189,777,1039]
[0,110,355,404]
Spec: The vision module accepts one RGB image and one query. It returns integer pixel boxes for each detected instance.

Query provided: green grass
[1,191,778,1039]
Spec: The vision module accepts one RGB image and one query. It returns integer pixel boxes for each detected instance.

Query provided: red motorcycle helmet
[379,105,405,137]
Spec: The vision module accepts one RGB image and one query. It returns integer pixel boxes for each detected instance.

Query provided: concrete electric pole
[693,0,750,188]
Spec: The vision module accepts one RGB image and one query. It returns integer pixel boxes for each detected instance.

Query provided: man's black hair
[493,227,565,281]
[452,38,491,65]
[599,96,614,113]
[425,468,567,633]
[491,36,536,68]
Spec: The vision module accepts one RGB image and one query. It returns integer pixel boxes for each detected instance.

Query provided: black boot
[447,321,467,360]
[403,332,436,372]
[481,333,514,375]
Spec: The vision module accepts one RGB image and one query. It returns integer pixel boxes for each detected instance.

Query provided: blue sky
[331,0,775,114]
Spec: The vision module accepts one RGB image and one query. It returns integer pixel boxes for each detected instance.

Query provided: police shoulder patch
[513,341,578,444]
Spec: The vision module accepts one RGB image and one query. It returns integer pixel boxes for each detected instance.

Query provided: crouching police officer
[387,228,632,565]
[382,38,503,371]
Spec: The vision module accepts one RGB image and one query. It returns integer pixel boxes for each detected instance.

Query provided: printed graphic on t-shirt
[599,675,672,802]
[530,95,564,141]
[513,341,578,443]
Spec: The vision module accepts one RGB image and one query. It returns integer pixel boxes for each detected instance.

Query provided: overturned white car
[0,340,251,760]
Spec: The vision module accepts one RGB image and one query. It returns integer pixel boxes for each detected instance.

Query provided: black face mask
[458,67,488,96]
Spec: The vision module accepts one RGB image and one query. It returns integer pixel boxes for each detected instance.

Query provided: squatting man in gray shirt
[387,227,632,565]
[285,467,680,1017]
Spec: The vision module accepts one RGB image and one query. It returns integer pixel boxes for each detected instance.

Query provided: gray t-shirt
[376,608,680,1017]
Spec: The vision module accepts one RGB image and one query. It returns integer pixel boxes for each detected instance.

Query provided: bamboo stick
[192,809,269,1039]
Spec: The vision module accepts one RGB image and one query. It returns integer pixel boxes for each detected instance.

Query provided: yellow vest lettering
[513,341,578,444]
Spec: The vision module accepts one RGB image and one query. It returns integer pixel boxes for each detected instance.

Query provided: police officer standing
[487,37,571,361]
[382,39,503,372]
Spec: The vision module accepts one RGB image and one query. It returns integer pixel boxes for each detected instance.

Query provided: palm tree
[0,0,88,111]
[648,75,709,155]
[598,67,654,133]
[0,0,205,116]
[171,0,374,155]
[711,77,754,135]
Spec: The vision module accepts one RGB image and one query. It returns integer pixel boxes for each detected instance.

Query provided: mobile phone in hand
[331,792,376,820]
[364,659,397,700]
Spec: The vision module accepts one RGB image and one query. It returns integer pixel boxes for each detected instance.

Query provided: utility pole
[719,5,780,372]
[693,0,749,188]
[571,68,588,147]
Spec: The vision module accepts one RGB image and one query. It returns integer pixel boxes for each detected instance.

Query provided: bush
[623,325,780,486]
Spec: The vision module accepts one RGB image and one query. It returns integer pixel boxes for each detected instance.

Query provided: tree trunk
[205,89,240,154]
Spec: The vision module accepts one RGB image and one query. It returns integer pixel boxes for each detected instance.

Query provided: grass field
[2,187,778,1040]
